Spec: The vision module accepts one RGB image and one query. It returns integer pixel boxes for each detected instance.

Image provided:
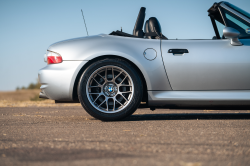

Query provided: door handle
[168,49,189,55]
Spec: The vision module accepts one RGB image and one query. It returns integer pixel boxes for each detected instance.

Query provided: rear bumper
[38,61,88,101]
[39,91,49,99]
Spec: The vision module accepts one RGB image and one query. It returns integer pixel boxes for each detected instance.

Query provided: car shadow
[123,112,250,121]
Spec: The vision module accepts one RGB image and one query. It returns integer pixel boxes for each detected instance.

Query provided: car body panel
[48,34,172,91]
[161,39,250,90]
[148,90,250,106]
[38,61,88,100]
[38,1,250,106]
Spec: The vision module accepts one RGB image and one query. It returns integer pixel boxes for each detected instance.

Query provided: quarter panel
[48,34,172,91]
[38,61,88,100]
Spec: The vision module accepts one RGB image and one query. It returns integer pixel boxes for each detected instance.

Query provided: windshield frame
[219,2,250,39]
[208,2,250,39]
[220,2,250,24]
[223,2,250,19]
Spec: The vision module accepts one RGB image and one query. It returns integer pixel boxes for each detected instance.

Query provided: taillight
[46,50,63,64]
[47,56,62,64]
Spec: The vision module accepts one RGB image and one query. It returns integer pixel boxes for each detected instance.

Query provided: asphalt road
[0,106,250,166]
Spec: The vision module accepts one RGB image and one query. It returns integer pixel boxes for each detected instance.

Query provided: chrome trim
[218,6,227,26]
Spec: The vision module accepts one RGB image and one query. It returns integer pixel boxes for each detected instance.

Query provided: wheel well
[72,55,148,103]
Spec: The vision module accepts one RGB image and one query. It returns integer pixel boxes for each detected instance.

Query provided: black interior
[111,3,250,40]
[144,17,167,39]
[144,20,149,35]
[133,7,146,38]
[110,7,167,39]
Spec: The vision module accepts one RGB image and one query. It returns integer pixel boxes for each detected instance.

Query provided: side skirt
[148,90,250,107]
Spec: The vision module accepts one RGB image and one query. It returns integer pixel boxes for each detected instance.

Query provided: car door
[161,39,250,90]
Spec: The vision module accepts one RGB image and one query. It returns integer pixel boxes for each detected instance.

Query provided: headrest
[148,17,162,34]
[144,20,151,39]
[144,17,168,39]
[144,20,149,33]
[133,7,146,38]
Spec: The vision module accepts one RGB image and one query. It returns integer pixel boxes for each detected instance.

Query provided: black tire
[78,58,143,121]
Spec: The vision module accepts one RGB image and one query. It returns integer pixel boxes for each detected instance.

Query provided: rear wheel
[78,58,143,121]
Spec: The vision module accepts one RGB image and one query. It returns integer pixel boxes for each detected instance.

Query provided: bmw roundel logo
[108,86,113,92]
[246,28,250,34]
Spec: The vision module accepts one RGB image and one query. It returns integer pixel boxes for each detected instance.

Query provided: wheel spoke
[120,94,128,101]
[106,99,108,111]
[98,99,106,108]
[113,98,115,111]
[119,75,127,85]
[93,78,101,86]
[121,91,132,93]
[119,86,132,93]
[93,94,101,103]
[96,73,105,82]
[115,99,124,107]
[114,71,122,80]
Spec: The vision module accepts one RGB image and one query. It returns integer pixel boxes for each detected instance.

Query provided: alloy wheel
[86,66,134,113]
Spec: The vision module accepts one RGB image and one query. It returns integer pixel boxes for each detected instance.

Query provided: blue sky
[0,0,250,91]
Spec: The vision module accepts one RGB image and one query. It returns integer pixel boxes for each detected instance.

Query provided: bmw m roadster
[38,1,250,120]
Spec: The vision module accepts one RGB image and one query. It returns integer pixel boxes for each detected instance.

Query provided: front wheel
[78,58,143,121]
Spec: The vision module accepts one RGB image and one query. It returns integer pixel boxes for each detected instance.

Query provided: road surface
[1,106,250,166]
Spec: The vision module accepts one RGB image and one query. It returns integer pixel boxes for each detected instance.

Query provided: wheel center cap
[108,86,113,92]
[103,83,118,97]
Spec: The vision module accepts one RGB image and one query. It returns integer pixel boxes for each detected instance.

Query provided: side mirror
[223,27,243,46]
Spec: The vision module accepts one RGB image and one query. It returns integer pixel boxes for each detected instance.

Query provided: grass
[0,89,41,101]
[30,94,46,101]
[0,90,81,107]
[0,100,81,107]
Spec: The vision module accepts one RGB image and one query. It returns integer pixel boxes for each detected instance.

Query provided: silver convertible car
[39,1,250,120]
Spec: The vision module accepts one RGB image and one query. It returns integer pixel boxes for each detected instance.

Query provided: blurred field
[0,89,40,101]
[0,90,81,107]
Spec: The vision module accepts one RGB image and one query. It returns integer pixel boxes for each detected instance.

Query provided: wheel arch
[72,55,148,103]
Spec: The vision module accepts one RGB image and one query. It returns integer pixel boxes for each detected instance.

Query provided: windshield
[224,2,250,19]
[215,20,225,37]
[223,9,250,39]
